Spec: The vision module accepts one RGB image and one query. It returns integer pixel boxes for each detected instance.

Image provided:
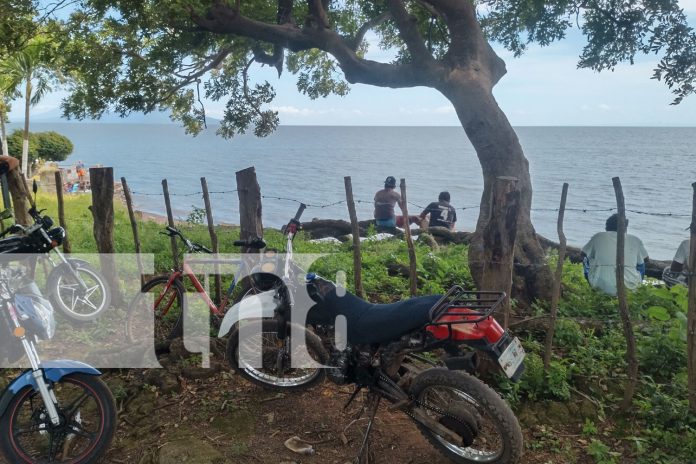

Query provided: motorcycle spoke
[64,391,91,418]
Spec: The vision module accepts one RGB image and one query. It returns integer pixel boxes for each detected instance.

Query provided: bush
[6,130,73,162]
[35,131,73,161]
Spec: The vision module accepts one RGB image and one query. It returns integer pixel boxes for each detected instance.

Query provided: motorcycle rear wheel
[409,368,523,464]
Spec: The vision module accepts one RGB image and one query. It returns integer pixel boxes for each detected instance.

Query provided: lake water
[12,123,696,260]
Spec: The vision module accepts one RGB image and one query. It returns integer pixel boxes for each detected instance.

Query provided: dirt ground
[0,350,595,464]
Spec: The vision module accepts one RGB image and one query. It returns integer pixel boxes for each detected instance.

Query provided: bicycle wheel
[48,264,111,322]
[0,373,116,464]
[126,275,184,349]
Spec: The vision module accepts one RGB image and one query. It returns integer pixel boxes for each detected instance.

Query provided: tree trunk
[22,77,31,175]
[235,166,263,254]
[0,105,8,157]
[445,86,553,307]
[688,182,696,413]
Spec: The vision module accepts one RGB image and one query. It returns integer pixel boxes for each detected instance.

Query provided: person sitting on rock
[373,176,402,228]
[419,191,457,230]
[581,213,649,296]
[669,238,691,274]
[663,238,691,287]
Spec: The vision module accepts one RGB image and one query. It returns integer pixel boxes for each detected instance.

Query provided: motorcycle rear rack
[421,286,506,343]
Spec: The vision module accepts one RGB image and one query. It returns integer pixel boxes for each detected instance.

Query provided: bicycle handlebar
[160,227,212,253]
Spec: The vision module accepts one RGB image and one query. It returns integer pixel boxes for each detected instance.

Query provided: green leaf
[647,306,670,321]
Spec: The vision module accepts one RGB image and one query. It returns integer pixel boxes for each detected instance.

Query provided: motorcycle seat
[308,289,441,345]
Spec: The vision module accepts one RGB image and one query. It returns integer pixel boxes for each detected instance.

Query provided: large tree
[59,0,696,302]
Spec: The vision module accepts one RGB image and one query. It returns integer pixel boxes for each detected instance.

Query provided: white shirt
[582,231,649,296]
[672,239,691,270]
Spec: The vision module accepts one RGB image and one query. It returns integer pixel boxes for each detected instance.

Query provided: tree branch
[350,11,391,52]
[385,0,434,64]
[191,3,432,89]
[153,48,231,109]
[307,0,330,29]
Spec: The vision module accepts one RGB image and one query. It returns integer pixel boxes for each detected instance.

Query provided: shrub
[35,131,73,161]
[6,130,73,163]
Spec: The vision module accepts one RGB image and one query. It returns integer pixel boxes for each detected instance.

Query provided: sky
[8,2,696,127]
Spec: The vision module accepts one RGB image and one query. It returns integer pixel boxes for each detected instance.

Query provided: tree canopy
[6,130,74,162]
[0,0,37,58]
[58,0,696,134]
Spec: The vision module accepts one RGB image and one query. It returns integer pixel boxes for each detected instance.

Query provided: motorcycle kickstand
[354,394,381,464]
[344,385,363,412]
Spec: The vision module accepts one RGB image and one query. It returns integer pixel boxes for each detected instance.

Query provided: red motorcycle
[220,206,525,463]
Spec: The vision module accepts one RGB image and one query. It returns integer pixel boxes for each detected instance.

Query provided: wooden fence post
[121,177,144,285]
[201,177,221,304]
[7,168,30,225]
[344,176,364,298]
[162,179,179,269]
[544,182,568,369]
[89,167,121,306]
[54,171,71,253]
[688,181,696,413]
[481,176,520,329]
[235,167,263,254]
[400,178,418,297]
[612,176,638,411]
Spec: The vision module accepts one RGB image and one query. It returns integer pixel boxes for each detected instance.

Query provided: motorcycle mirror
[32,180,38,194]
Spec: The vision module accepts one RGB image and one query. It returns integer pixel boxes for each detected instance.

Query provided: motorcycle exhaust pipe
[443,351,479,374]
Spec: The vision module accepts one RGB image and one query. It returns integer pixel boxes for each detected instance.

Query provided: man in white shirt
[582,214,649,296]
[669,238,691,273]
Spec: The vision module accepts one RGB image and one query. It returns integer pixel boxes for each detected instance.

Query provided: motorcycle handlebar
[293,203,306,222]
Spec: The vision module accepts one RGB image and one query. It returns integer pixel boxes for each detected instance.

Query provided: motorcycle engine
[326,348,351,385]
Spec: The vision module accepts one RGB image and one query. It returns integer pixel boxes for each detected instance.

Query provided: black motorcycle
[0,182,110,322]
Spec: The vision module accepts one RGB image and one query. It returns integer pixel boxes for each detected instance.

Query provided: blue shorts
[375,218,396,228]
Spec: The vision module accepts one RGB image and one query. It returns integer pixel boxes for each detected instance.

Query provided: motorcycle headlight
[48,227,65,246]
[15,294,56,340]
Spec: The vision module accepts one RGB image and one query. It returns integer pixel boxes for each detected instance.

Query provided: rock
[210,408,255,439]
[542,401,572,423]
[158,437,223,463]
[181,362,221,380]
[143,369,181,394]
[417,232,439,250]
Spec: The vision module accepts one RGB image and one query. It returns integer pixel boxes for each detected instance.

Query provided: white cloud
[598,103,611,111]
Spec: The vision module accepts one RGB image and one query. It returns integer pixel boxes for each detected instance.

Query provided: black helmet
[384,176,396,188]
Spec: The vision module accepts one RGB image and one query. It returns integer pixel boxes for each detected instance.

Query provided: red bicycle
[125,226,269,350]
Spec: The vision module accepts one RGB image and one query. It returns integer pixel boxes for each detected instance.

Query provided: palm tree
[0,74,20,157]
[0,39,54,174]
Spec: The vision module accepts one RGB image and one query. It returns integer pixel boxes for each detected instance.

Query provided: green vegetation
[6,130,73,162]
[22,192,695,463]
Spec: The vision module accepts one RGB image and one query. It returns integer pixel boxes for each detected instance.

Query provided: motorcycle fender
[45,259,89,295]
[217,290,279,338]
[0,360,101,417]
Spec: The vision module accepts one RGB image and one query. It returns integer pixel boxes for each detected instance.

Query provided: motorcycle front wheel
[48,263,111,322]
[226,319,328,391]
[408,368,523,464]
[0,373,116,464]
